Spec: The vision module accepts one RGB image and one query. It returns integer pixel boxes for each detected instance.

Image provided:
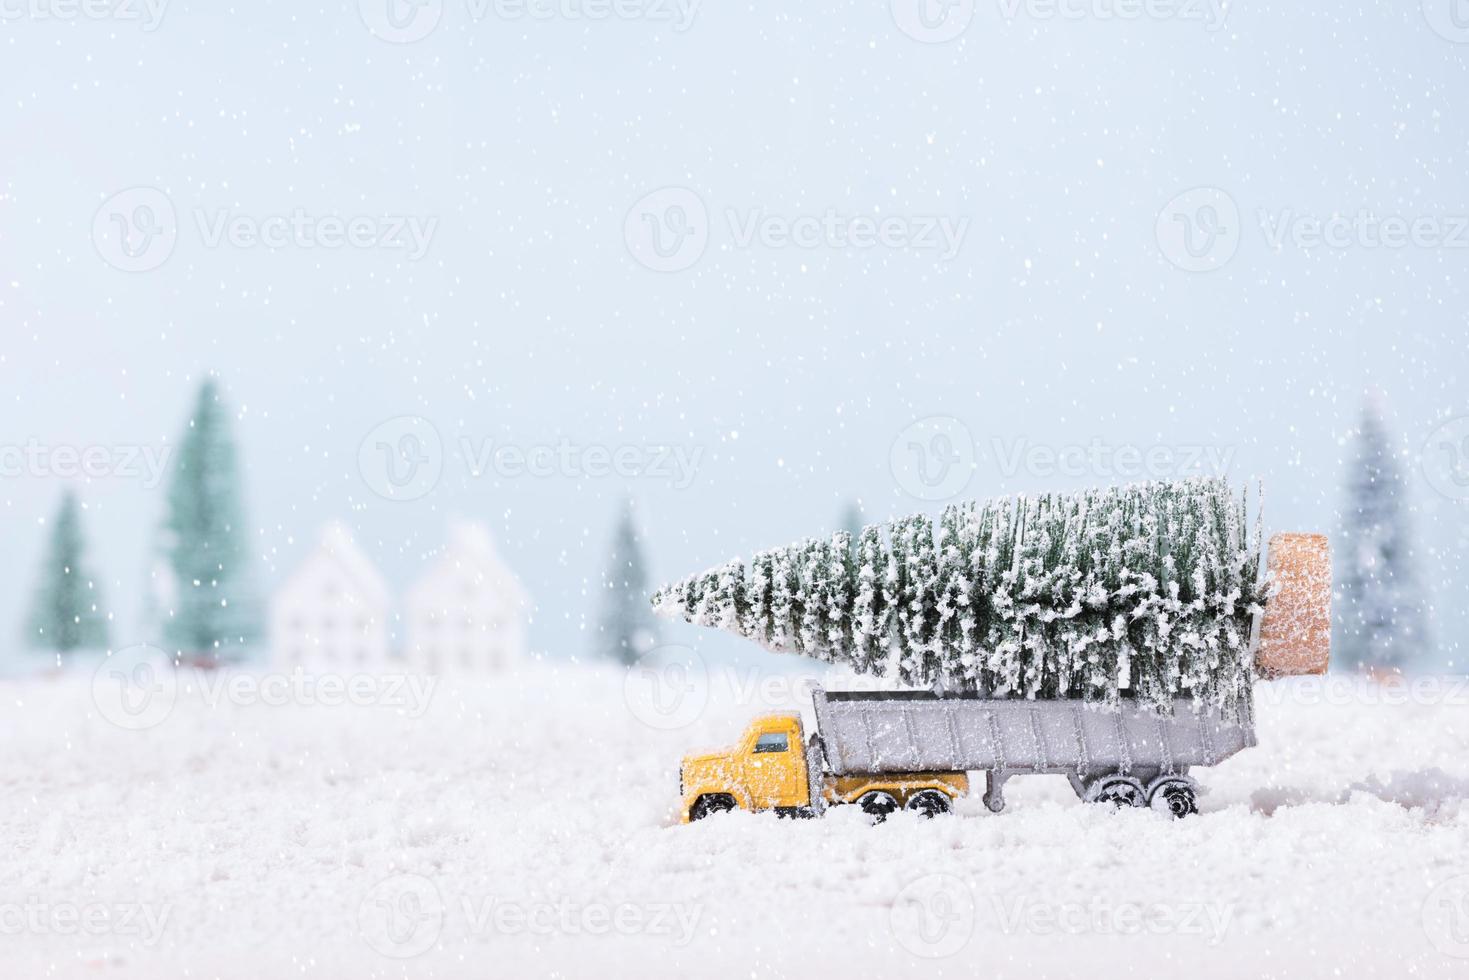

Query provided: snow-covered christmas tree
[25,490,110,659]
[654,478,1267,716]
[1335,399,1429,673]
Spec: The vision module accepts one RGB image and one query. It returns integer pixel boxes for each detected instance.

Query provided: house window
[753,732,789,754]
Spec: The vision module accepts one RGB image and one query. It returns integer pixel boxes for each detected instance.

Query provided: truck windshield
[753,732,789,754]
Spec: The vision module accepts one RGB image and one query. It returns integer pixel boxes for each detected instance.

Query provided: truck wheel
[690,795,736,821]
[905,790,952,818]
[1148,780,1198,819]
[1086,775,1145,808]
[857,791,899,823]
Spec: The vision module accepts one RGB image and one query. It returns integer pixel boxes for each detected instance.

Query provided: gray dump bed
[810,687,1256,780]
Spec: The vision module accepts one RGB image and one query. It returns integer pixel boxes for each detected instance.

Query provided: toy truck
[679,687,1253,821]
[678,532,1330,823]
[678,702,971,823]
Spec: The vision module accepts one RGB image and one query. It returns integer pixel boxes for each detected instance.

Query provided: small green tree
[156,378,262,662]
[595,503,659,665]
[25,491,111,657]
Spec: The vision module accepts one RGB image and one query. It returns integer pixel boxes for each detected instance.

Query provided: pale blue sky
[1,0,1465,669]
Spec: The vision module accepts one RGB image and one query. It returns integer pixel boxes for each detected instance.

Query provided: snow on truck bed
[1,662,1467,979]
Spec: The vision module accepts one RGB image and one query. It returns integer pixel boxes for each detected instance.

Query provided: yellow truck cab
[678,712,968,823]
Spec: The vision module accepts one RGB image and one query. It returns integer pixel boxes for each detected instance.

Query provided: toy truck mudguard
[811,687,1257,816]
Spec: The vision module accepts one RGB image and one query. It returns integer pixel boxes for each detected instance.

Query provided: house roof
[406,521,529,612]
[273,521,393,610]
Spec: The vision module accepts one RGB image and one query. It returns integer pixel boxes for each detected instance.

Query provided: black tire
[905,789,953,818]
[1150,783,1199,819]
[857,791,900,823]
[690,795,736,821]
[1088,776,1145,808]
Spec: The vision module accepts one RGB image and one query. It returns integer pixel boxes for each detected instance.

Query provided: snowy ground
[2,659,1468,979]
